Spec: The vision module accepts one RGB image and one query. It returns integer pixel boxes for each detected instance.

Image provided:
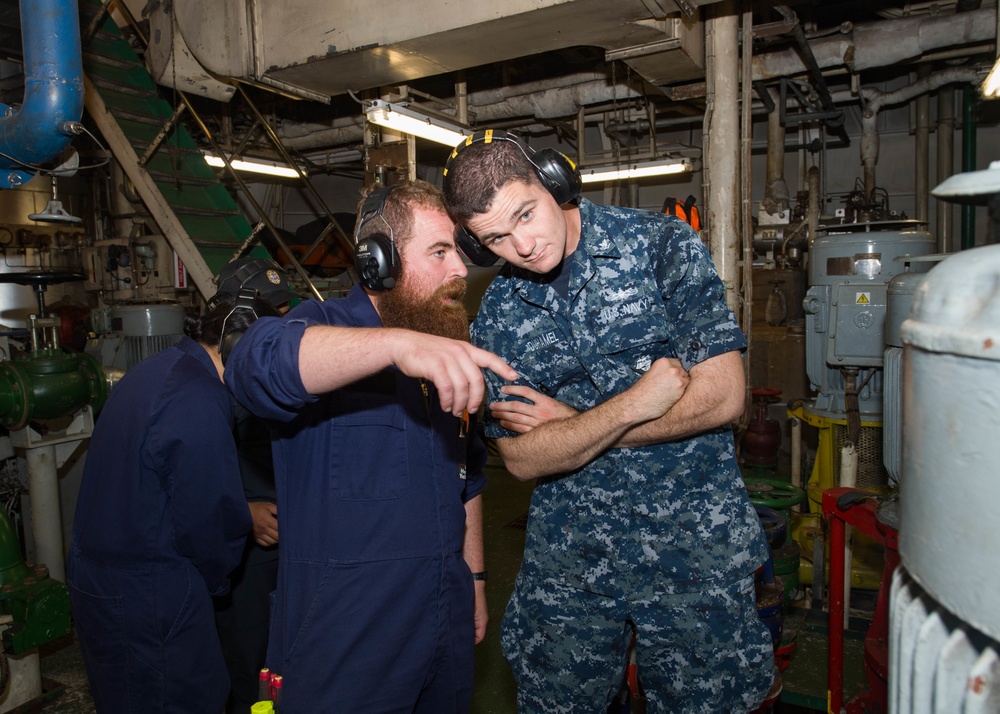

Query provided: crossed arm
[493,350,745,480]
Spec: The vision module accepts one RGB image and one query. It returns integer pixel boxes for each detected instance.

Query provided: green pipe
[0,508,30,587]
[961,85,977,251]
[0,351,107,430]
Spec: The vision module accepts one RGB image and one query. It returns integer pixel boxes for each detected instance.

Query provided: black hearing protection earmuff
[353,185,401,291]
[219,287,259,366]
[444,129,583,268]
[453,223,499,268]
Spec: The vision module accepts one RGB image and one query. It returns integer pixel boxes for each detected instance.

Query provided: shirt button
[690,339,702,350]
[539,386,549,393]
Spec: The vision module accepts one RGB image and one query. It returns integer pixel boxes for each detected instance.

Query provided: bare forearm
[617,351,745,447]
[495,357,690,479]
[616,384,742,446]
[465,495,489,644]
[462,495,485,573]
[497,391,645,480]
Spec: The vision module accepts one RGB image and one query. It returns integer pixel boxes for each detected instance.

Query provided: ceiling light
[203,153,303,179]
[365,99,472,146]
[984,57,1000,98]
[579,158,693,184]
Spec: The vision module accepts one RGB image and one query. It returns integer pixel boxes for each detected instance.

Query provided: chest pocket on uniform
[510,326,582,397]
[592,281,673,370]
[327,374,409,501]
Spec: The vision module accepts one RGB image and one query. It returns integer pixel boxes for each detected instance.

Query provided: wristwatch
[471,570,488,582]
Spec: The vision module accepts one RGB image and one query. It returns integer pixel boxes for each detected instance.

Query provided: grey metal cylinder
[106,304,186,370]
[899,243,1000,642]
[109,303,185,337]
[886,271,929,349]
[802,221,935,418]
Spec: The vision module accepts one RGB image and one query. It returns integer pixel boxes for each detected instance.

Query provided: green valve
[743,477,806,510]
[0,351,107,430]
[0,509,71,654]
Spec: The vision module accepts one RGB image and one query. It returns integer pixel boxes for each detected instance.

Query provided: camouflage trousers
[500,573,775,713]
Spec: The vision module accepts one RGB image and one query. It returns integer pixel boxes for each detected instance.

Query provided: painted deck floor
[33,458,863,713]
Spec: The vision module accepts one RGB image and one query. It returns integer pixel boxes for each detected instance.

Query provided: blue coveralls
[67,337,251,713]
[214,402,279,713]
[225,284,487,714]
[472,199,775,713]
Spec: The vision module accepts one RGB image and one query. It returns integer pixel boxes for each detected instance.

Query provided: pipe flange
[0,363,32,431]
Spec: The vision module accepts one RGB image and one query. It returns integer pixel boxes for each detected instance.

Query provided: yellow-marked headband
[443,128,581,206]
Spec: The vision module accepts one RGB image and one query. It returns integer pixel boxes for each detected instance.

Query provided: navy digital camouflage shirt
[472,198,769,597]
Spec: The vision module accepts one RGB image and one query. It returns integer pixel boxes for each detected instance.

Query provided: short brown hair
[355,179,447,251]
[442,139,539,222]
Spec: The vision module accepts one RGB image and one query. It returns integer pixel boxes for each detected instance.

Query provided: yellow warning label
[856,292,870,304]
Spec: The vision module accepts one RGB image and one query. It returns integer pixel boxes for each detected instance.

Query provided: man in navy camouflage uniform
[443,130,775,713]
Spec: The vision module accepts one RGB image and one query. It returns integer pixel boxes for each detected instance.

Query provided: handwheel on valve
[742,477,806,511]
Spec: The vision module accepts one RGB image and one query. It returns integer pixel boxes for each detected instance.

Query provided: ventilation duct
[146,0,710,101]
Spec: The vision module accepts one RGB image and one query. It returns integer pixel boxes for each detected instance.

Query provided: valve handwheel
[0,269,86,318]
[751,386,782,400]
[743,476,806,510]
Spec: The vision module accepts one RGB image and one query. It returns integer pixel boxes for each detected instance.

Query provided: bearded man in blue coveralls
[225,179,518,714]
[442,130,776,713]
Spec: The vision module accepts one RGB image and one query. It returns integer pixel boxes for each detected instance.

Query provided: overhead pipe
[280,74,647,151]
[623,79,974,141]
[761,86,789,216]
[859,66,981,203]
[878,1,971,18]
[937,89,955,253]
[704,0,741,312]
[740,1,754,413]
[807,165,820,248]
[0,0,84,189]
[753,7,996,80]
[961,84,978,250]
[268,7,1000,160]
[773,5,851,148]
[915,67,930,223]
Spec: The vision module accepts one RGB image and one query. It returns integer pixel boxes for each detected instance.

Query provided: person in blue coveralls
[442,130,776,713]
[225,179,518,714]
[210,257,298,714]
[67,291,276,713]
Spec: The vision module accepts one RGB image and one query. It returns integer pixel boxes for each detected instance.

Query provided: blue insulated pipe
[0,0,84,188]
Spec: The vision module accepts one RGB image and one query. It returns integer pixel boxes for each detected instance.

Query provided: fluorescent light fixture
[984,57,1000,98]
[203,153,303,179]
[579,158,693,184]
[365,99,472,146]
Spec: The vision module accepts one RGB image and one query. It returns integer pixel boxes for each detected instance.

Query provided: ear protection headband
[353,185,401,291]
[444,129,582,268]
[219,287,259,366]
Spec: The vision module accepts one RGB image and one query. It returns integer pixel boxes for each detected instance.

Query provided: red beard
[377,275,470,342]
